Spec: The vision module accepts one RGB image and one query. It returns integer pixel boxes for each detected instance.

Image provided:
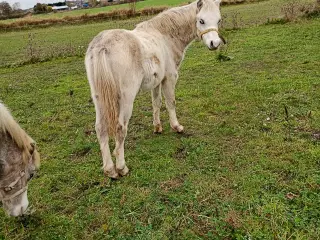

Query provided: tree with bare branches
[0,1,12,16]
[12,2,21,11]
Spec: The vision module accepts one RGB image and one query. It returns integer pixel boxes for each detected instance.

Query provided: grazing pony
[85,0,224,178]
[0,102,40,216]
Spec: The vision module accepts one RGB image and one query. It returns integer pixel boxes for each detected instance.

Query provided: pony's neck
[161,3,198,49]
[137,3,198,65]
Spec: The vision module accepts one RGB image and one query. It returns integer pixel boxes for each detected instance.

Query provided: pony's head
[0,103,40,217]
[0,141,40,217]
[196,0,225,50]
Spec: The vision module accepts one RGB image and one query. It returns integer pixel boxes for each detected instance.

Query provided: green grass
[0,0,320,239]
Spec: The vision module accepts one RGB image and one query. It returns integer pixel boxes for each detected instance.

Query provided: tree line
[0,1,22,16]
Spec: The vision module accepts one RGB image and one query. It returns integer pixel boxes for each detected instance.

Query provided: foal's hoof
[172,125,184,133]
[117,166,130,177]
[153,124,163,134]
[104,168,119,179]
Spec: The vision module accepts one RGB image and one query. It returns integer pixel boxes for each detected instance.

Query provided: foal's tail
[90,50,120,137]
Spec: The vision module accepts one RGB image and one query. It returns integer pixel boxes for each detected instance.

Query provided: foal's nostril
[209,41,218,50]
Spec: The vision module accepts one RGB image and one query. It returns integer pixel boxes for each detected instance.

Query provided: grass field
[0,0,311,68]
[0,0,320,239]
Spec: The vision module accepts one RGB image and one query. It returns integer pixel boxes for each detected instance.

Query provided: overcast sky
[6,0,62,10]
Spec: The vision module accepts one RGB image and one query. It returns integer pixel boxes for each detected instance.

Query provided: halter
[0,169,28,201]
[198,28,219,39]
[0,143,36,203]
[197,28,227,44]
[0,165,29,202]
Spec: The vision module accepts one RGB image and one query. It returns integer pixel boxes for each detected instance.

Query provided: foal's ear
[29,142,35,155]
[214,0,221,6]
[29,142,40,169]
[197,0,203,10]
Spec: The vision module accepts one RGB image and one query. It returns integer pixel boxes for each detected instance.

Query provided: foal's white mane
[0,102,37,164]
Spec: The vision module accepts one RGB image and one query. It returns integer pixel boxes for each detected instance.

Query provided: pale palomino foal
[0,102,40,216]
[85,0,224,178]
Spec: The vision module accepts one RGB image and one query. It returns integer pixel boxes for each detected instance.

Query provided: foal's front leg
[152,84,163,133]
[162,76,184,133]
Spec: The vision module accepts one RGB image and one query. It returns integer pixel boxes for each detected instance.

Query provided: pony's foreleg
[95,114,119,179]
[113,94,135,176]
[162,76,184,133]
[152,84,163,133]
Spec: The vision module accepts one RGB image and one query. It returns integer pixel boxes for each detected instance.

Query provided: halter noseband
[0,144,36,203]
[197,28,227,44]
[198,28,219,39]
[0,168,28,202]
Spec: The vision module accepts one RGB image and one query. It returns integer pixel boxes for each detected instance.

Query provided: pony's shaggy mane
[0,102,40,166]
[136,4,197,40]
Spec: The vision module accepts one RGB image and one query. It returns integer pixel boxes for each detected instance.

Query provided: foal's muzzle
[198,28,226,50]
[209,41,218,51]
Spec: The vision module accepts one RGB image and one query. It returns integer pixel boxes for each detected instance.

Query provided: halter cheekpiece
[0,169,28,201]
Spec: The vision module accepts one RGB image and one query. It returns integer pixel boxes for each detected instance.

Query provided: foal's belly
[140,73,163,91]
[140,57,165,91]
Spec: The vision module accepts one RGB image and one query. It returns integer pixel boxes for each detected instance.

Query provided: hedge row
[0,7,167,31]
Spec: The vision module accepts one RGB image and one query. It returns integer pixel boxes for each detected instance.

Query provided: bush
[33,3,51,14]
[281,0,319,21]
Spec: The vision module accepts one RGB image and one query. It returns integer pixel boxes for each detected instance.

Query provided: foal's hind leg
[95,112,119,179]
[113,93,135,176]
[162,76,184,133]
[152,84,163,133]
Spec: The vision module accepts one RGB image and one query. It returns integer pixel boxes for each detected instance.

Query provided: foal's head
[196,0,225,50]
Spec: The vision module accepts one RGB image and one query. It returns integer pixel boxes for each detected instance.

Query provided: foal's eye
[199,19,205,24]
[28,172,34,181]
